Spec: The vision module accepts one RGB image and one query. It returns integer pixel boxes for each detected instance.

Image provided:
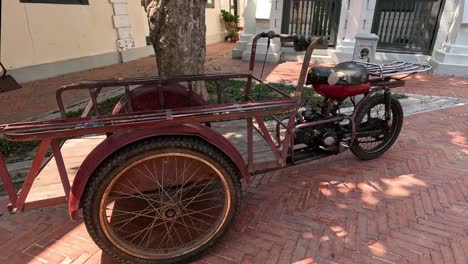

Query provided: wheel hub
[161,205,180,220]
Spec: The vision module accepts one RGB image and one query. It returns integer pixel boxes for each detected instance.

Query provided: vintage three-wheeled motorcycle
[0,31,430,263]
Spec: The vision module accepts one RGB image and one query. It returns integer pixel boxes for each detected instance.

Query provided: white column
[430,0,468,76]
[334,0,370,62]
[233,0,283,63]
[241,0,283,62]
[232,0,257,58]
[110,0,135,62]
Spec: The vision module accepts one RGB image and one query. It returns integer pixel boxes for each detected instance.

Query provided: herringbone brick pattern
[0,104,466,263]
[212,105,468,264]
[0,42,467,263]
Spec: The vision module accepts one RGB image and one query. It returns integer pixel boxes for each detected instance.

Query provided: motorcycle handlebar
[248,31,324,94]
[258,31,320,43]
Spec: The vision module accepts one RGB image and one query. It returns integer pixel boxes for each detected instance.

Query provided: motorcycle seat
[306,61,369,86]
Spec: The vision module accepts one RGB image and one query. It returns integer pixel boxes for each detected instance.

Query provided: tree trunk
[146,0,208,99]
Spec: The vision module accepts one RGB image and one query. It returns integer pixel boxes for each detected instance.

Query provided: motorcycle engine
[294,108,340,151]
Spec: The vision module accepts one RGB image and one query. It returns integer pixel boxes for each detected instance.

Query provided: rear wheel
[82,137,241,264]
[350,95,403,160]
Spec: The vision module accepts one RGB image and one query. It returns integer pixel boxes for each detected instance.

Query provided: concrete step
[239,34,254,42]
[242,51,283,63]
[245,42,282,53]
[235,40,251,51]
[232,48,244,59]
[281,46,332,56]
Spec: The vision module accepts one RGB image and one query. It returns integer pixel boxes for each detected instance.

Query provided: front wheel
[350,94,403,160]
[82,137,241,264]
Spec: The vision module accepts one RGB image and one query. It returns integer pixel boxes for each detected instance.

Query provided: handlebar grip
[260,31,280,39]
[294,34,324,43]
[259,31,321,43]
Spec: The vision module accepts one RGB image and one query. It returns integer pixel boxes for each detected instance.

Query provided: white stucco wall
[1,0,117,69]
[2,0,229,82]
[430,0,468,76]
[336,0,375,49]
[431,0,458,56]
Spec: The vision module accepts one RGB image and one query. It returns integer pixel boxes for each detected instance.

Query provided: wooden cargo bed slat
[24,136,106,205]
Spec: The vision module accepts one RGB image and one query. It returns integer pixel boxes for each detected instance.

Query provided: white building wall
[431,0,468,76]
[2,0,118,70]
[335,0,379,61]
[234,0,468,76]
[3,0,228,83]
[432,0,459,55]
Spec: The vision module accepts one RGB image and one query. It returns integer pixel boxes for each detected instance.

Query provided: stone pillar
[110,0,135,62]
[232,0,257,58]
[430,0,468,76]
[334,0,375,62]
[240,0,283,63]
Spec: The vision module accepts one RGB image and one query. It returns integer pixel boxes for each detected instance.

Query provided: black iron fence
[281,0,342,47]
[371,0,445,55]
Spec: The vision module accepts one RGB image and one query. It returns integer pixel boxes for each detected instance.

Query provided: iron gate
[281,0,342,47]
[371,0,445,55]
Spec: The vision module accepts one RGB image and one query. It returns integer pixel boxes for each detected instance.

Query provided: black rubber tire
[350,95,403,160]
[81,137,241,264]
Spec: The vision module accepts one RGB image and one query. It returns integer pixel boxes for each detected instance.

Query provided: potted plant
[229,30,240,42]
[221,10,240,42]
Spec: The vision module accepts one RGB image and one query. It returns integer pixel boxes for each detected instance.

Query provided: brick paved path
[0,43,467,263]
[0,43,242,123]
[0,103,466,264]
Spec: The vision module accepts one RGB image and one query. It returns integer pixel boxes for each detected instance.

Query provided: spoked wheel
[82,137,241,264]
[350,95,403,160]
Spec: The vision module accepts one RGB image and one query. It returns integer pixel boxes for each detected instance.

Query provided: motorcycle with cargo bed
[0,31,431,263]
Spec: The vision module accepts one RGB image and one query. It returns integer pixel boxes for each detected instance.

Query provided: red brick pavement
[0,42,240,123]
[0,101,467,263]
[0,43,467,263]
